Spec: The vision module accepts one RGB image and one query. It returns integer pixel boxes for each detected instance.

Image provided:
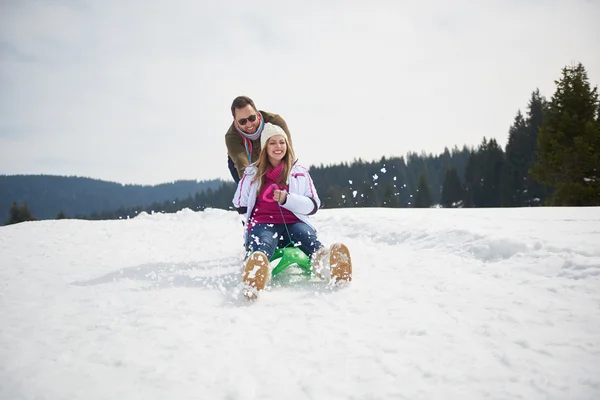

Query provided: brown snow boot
[242,251,270,299]
[311,246,330,279]
[330,243,352,283]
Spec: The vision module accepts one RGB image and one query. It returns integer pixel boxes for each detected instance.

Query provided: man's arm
[225,125,250,180]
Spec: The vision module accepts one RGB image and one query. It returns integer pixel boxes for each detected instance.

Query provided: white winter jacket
[232,162,321,233]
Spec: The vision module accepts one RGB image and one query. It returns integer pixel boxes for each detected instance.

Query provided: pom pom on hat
[260,123,287,149]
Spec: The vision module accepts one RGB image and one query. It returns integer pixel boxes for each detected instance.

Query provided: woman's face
[266,135,287,166]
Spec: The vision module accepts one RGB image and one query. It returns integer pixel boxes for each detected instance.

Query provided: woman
[232,123,352,298]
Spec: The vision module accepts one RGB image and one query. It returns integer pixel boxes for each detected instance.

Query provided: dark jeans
[228,156,240,183]
[246,222,323,260]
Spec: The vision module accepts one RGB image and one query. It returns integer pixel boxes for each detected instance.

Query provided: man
[225,96,292,182]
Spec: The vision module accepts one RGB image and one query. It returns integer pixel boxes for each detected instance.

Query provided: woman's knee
[246,226,279,258]
[288,222,316,237]
[288,223,321,255]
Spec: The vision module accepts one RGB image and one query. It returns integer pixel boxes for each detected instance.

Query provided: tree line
[309,63,598,209]
[5,62,598,225]
[1,176,225,224]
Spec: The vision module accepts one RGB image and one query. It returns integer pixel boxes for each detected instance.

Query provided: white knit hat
[260,123,287,149]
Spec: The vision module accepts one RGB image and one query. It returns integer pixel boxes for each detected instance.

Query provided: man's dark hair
[231,96,257,117]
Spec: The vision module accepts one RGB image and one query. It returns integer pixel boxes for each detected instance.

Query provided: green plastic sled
[270,247,312,276]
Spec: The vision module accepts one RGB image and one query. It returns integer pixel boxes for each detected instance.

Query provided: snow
[1,207,600,399]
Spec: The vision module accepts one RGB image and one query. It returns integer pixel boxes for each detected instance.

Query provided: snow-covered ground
[1,207,599,400]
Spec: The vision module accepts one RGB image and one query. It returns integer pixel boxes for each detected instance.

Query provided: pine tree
[441,167,463,207]
[503,90,549,207]
[504,111,529,206]
[482,139,505,207]
[382,183,400,207]
[6,201,36,225]
[462,147,476,208]
[414,174,432,208]
[524,89,550,205]
[8,202,20,224]
[532,63,600,205]
[21,203,34,222]
[358,181,379,207]
[323,186,343,208]
[464,141,484,207]
[56,211,67,219]
[463,138,505,207]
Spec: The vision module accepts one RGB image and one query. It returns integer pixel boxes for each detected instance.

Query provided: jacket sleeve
[232,172,251,208]
[281,167,320,215]
[225,125,249,180]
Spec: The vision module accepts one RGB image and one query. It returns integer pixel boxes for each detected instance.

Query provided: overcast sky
[1,0,598,185]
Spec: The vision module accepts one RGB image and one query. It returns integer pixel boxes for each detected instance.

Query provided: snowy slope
[1,207,599,400]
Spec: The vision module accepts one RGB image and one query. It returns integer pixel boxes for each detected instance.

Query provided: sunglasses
[237,114,257,126]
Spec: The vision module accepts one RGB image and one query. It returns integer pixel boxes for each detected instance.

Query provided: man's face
[234,105,260,135]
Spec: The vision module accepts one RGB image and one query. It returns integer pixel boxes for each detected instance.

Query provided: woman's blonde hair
[253,135,296,194]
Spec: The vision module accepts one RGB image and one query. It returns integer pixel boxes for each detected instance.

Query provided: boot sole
[242,252,270,299]
[330,243,352,283]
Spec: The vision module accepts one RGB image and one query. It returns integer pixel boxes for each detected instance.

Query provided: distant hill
[0,175,227,224]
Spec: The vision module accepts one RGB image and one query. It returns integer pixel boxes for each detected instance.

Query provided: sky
[1,0,599,185]
[1,206,599,399]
